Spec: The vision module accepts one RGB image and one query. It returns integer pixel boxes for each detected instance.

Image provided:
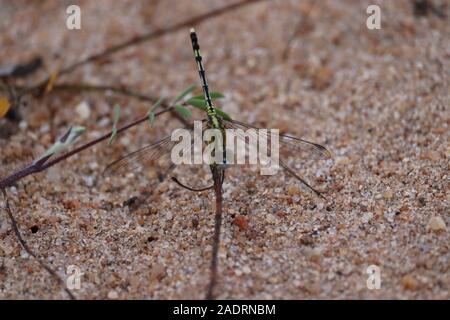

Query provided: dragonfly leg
[280,162,326,199]
[170,176,214,192]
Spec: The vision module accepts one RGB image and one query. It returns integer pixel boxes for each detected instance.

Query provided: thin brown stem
[0,107,172,189]
[282,1,317,61]
[20,0,266,96]
[60,0,265,75]
[3,82,159,104]
[50,83,160,103]
[206,167,224,300]
[1,189,75,299]
[48,82,190,126]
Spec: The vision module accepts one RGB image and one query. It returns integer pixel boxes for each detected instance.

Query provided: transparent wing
[223,118,332,160]
[104,120,210,177]
[104,136,176,176]
[222,118,330,197]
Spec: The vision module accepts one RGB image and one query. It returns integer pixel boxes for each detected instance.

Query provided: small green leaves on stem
[174,104,192,119]
[170,84,198,119]
[34,126,86,165]
[174,84,196,104]
[186,98,231,121]
[108,104,121,145]
[148,97,164,127]
[185,98,207,109]
[0,108,172,190]
[191,91,225,100]
[172,86,227,120]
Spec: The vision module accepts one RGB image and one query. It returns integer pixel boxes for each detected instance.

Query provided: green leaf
[191,92,225,100]
[186,98,231,121]
[174,84,196,103]
[214,108,232,121]
[113,104,121,123]
[34,126,86,164]
[148,97,163,127]
[108,104,121,145]
[108,128,117,146]
[210,92,225,99]
[174,104,192,119]
[148,113,155,127]
[186,98,207,110]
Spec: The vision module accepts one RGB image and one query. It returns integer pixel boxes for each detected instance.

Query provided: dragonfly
[105,28,331,299]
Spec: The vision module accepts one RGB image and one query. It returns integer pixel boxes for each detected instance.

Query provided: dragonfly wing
[221,118,329,197]
[104,135,176,176]
[223,118,332,160]
[104,120,210,177]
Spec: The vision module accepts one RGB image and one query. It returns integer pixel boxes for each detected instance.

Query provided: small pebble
[402,275,419,291]
[287,185,300,196]
[427,216,446,232]
[299,235,314,246]
[308,247,323,263]
[361,212,373,224]
[242,265,251,274]
[19,121,28,130]
[383,211,395,223]
[1,244,14,255]
[165,212,173,220]
[233,215,248,231]
[83,175,94,187]
[107,290,119,299]
[303,282,321,294]
[150,264,166,281]
[336,156,351,165]
[75,101,91,120]
[383,190,393,200]
[20,250,29,259]
[266,214,276,224]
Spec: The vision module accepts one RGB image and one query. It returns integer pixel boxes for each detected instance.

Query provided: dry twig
[1,189,76,299]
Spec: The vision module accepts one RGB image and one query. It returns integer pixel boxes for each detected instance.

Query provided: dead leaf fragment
[45,71,58,94]
[0,97,11,118]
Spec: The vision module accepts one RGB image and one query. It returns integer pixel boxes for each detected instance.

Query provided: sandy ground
[0,0,448,299]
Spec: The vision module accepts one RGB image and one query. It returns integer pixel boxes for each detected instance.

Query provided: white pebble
[428,216,446,232]
[361,212,373,224]
[20,250,29,259]
[107,290,119,299]
[75,101,91,120]
[242,265,251,274]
